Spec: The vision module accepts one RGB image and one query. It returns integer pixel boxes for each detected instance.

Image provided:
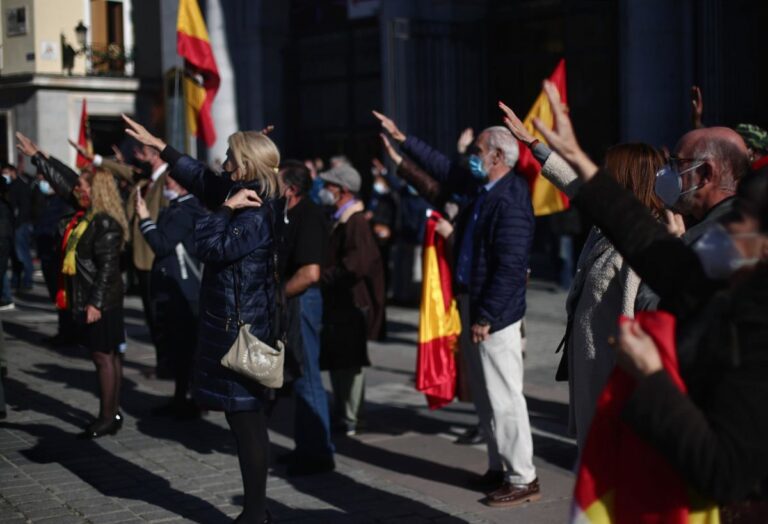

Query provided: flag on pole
[571,311,720,524]
[177,0,220,147]
[75,99,92,168]
[515,59,570,216]
[416,210,462,409]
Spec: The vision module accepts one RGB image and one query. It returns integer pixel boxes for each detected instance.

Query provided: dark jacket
[573,171,768,503]
[8,176,33,225]
[32,154,124,313]
[160,146,277,412]
[139,194,207,305]
[401,135,534,332]
[320,202,385,369]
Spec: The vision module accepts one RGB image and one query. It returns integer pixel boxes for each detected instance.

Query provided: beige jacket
[125,166,169,271]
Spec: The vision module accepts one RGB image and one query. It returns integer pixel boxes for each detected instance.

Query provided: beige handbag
[220,260,285,389]
[220,324,284,389]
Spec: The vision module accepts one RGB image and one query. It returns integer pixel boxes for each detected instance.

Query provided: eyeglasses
[668,156,707,174]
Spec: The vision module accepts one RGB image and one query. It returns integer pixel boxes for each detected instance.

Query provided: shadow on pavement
[1,378,231,523]
[24,363,238,456]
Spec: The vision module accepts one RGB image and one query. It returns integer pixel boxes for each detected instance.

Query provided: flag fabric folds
[571,311,720,524]
[515,59,570,216]
[177,0,220,147]
[75,99,92,168]
[416,210,462,409]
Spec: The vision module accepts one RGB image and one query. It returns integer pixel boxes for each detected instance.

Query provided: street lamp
[74,21,88,48]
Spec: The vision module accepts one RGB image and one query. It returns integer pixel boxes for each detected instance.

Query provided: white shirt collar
[151,163,168,183]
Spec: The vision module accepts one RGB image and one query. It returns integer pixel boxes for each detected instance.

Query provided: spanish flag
[75,99,92,168]
[516,59,570,216]
[416,210,462,409]
[571,311,719,524]
[177,0,220,147]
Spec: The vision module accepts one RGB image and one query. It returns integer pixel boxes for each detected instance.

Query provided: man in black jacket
[3,163,34,291]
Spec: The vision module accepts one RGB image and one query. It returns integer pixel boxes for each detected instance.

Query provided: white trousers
[463,315,537,485]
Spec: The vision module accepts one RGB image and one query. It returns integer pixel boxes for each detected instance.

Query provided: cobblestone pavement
[0,277,575,523]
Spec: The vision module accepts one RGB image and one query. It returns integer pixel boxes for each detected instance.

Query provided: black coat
[161,146,277,412]
[33,154,124,313]
[139,194,207,305]
[574,171,768,504]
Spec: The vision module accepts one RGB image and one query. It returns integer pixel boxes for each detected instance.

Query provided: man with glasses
[637,127,751,310]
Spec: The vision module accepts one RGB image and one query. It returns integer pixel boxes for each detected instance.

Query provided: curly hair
[89,168,130,244]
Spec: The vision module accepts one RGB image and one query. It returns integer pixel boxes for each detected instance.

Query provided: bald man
[673,127,751,242]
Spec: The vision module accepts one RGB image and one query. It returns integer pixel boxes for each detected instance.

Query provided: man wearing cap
[318,163,385,436]
[735,123,768,171]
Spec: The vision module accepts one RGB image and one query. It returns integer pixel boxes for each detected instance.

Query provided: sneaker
[0,301,15,311]
[481,478,541,508]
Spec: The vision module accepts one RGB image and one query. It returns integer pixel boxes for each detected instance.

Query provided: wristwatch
[477,319,490,327]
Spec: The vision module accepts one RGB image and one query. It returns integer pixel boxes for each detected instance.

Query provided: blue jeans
[13,223,34,289]
[294,287,334,458]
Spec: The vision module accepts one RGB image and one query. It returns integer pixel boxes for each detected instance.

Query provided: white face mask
[692,223,761,280]
[163,189,180,201]
[318,187,338,206]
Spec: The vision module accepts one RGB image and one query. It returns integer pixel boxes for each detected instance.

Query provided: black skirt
[78,306,126,354]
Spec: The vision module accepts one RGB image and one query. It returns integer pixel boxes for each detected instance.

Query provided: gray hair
[694,138,750,191]
[483,126,519,168]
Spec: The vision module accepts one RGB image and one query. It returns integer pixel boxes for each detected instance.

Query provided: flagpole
[172,66,181,151]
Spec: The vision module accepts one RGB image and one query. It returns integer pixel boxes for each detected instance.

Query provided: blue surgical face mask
[654,160,704,208]
[692,223,760,280]
[38,180,53,195]
[2,174,11,184]
[468,154,488,180]
[373,182,389,195]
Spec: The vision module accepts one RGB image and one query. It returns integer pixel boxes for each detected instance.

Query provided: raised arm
[499,101,583,198]
[373,110,467,190]
[123,114,233,208]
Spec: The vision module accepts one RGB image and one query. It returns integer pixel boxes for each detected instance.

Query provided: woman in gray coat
[500,103,665,453]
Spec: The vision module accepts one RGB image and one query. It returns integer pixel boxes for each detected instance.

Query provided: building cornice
[0,74,140,92]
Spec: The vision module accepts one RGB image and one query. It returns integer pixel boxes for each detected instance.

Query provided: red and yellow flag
[416,211,462,409]
[571,311,719,524]
[75,99,92,168]
[516,59,570,216]
[177,0,220,147]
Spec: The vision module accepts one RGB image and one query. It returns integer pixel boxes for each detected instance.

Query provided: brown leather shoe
[482,478,541,508]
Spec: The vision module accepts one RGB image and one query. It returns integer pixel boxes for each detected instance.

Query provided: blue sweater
[402,135,534,332]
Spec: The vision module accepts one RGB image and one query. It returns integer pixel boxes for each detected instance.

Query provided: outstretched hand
[68,139,93,161]
[532,80,598,181]
[380,134,403,166]
[122,114,167,151]
[15,132,40,157]
[457,127,474,154]
[498,102,536,145]
[372,110,406,143]
[260,124,275,135]
[691,86,704,129]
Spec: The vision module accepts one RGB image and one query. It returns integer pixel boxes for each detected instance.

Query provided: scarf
[56,210,92,310]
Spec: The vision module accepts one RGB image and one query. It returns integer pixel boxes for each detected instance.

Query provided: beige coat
[125,166,169,271]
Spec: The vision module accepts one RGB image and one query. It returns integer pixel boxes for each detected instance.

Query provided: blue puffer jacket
[160,146,276,412]
[401,135,534,333]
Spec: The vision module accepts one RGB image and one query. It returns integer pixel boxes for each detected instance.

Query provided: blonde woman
[16,132,128,439]
[124,116,279,524]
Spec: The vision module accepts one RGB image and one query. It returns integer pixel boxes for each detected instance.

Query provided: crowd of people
[0,77,765,523]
